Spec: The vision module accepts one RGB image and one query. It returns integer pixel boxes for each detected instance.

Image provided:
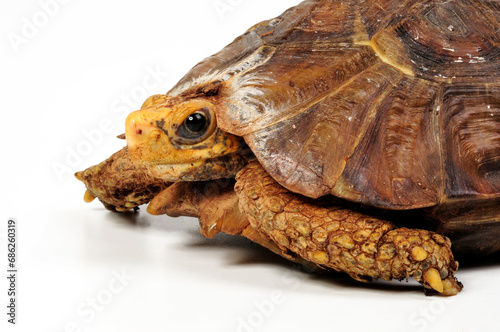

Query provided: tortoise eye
[177,108,213,144]
[183,113,207,134]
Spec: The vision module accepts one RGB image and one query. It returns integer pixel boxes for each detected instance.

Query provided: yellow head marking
[125,98,247,181]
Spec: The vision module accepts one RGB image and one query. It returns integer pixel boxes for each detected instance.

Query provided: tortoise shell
[167,0,500,232]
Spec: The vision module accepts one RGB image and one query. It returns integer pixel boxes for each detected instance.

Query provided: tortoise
[76,0,500,296]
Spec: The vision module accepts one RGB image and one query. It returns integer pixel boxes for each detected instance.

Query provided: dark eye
[178,111,209,140]
[185,113,207,133]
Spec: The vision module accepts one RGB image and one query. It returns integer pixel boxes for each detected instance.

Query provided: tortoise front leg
[235,162,463,296]
[76,148,171,212]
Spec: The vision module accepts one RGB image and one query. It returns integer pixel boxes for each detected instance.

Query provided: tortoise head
[125,94,249,182]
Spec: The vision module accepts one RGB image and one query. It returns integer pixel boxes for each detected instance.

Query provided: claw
[75,171,84,181]
[442,277,463,296]
[84,190,96,203]
[424,268,444,293]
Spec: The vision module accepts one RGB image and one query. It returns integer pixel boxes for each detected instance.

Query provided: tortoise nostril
[136,129,143,135]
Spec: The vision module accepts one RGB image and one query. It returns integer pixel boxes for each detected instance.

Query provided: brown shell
[167,0,500,212]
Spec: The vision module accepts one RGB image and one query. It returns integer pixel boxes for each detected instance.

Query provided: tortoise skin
[165,0,500,254]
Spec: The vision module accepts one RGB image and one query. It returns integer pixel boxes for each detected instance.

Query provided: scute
[167,0,500,210]
[440,84,500,197]
[336,74,442,208]
[217,43,378,136]
[371,0,500,82]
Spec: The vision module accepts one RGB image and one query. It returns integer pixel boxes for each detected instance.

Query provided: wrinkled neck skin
[143,144,254,183]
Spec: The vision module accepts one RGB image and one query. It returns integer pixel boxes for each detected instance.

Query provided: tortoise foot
[75,148,171,212]
[377,228,462,296]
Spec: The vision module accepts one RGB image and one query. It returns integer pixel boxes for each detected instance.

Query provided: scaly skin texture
[235,161,463,295]
[75,148,170,212]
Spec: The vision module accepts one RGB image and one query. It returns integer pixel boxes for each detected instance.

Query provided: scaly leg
[235,161,463,296]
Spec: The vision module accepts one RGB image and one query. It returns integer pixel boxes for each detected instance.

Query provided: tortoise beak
[125,107,173,164]
[126,109,161,147]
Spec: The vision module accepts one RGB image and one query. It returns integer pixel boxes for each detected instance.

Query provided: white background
[1,0,500,331]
